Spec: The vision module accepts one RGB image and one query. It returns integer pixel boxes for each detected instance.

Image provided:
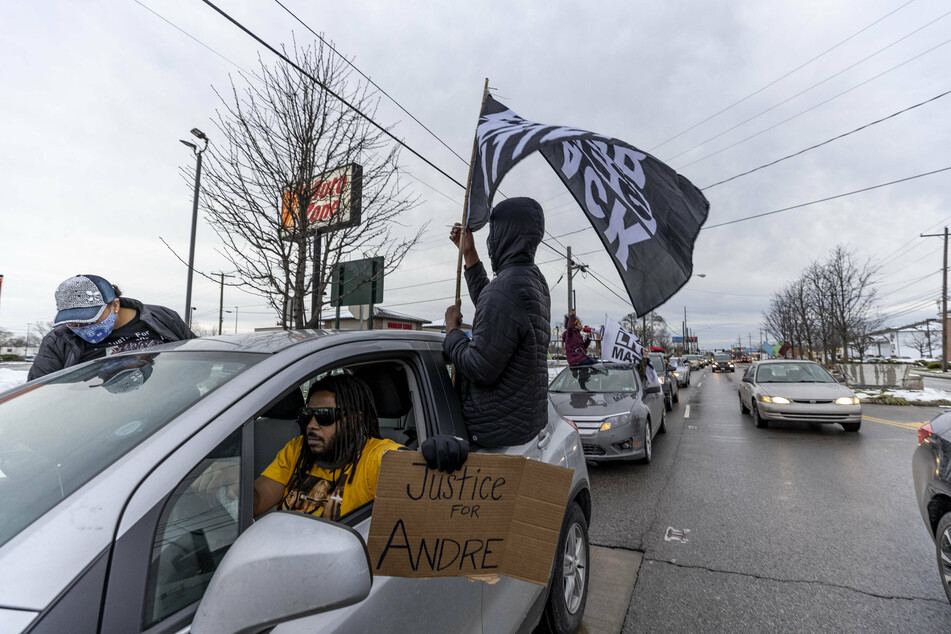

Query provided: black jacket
[443,198,551,447]
[28,298,195,380]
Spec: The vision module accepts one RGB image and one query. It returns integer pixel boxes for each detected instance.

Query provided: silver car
[0,331,591,633]
[737,359,862,431]
[668,356,691,388]
[548,363,666,463]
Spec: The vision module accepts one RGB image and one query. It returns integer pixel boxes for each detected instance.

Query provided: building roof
[319,306,430,324]
[423,317,474,330]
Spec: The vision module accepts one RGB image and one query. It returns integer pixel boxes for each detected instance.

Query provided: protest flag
[602,317,646,365]
[464,95,709,316]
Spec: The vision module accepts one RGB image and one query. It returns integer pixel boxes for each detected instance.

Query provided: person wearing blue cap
[28,275,195,380]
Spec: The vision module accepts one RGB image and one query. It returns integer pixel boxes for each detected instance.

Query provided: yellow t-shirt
[262,436,402,520]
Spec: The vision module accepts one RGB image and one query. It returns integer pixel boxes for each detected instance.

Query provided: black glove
[420,434,469,474]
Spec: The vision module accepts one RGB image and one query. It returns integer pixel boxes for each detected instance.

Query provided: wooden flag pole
[455,78,490,303]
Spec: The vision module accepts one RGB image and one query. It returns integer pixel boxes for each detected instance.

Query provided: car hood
[549,391,637,418]
[758,382,853,399]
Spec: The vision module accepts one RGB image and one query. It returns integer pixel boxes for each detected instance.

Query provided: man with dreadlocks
[252,374,402,521]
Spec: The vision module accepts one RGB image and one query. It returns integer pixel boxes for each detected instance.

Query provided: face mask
[69,309,118,343]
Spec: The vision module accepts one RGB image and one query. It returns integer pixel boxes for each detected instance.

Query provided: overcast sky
[2,0,949,350]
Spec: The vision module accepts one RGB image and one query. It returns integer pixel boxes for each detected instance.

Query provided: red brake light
[919,423,933,444]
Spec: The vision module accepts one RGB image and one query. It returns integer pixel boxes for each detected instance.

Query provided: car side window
[744,366,754,380]
[143,429,242,628]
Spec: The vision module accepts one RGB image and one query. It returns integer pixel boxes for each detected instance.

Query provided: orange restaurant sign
[281,163,363,234]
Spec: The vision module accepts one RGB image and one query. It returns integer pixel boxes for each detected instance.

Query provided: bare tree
[908,328,934,358]
[200,42,423,329]
[822,245,879,361]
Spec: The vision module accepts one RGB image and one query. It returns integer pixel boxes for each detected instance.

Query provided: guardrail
[837,363,921,389]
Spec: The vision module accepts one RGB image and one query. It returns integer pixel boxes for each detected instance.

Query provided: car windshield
[550,366,638,393]
[714,354,731,361]
[0,351,260,549]
[755,362,835,383]
[647,355,666,372]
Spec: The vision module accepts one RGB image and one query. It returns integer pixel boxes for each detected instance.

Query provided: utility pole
[921,227,948,372]
[683,307,687,356]
[214,272,235,335]
[926,319,933,358]
[567,246,573,313]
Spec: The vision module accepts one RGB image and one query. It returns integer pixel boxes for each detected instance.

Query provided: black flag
[465,95,709,316]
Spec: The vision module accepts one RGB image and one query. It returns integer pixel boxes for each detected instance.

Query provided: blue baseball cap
[53,275,118,326]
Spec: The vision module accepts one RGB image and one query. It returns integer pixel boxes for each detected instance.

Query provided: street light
[181,128,208,328]
[225,307,238,333]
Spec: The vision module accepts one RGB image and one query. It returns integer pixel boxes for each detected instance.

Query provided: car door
[99,342,482,633]
[639,368,664,429]
[739,364,755,408]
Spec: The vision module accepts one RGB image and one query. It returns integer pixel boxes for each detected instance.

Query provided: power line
[272,0,470,168]
[199,0,467,192]
[648,0,918,152]
[703,166,951,230]
[675,34,951,171]
[665,7,951,163]
[700,88,951,190]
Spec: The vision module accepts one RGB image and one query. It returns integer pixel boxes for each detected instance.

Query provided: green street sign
[330,256,384,306]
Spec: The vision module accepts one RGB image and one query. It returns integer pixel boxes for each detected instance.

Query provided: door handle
[537,429,551,449]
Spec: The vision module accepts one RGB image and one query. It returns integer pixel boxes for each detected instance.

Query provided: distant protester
[28,274,195,380]
[563,310,596,366]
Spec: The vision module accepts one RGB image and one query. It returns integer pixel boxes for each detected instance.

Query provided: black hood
[486,197,544,273]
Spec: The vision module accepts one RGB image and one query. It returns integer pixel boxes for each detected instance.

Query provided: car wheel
[841,422,861,432]
[543,502,590,634]
[752,403,767,428]
[740,395,750,414]
[664,393,672,412]
[673,388,679,404]
[658,410,667,435]
[640,419,653,463]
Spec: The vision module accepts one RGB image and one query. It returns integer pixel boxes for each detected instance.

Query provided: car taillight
[564,418,579,432]
[919,423,933,444]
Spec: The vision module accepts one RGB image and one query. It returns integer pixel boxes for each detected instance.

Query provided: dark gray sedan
[913,413,951,603]
[549,363,666,463]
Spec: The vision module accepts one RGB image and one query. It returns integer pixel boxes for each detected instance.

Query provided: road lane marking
[862,415,928,430]
[697,382,702,387]
[684,405,690,418]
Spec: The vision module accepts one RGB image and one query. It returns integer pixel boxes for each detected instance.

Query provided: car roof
[147,329,446,355]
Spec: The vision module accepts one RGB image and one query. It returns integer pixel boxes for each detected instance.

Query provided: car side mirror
[193,511,371,633]
[837,376,847,383]
[742,376,753,383]
[645,384,662,394]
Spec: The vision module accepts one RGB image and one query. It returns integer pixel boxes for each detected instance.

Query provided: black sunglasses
[298,406,342,427]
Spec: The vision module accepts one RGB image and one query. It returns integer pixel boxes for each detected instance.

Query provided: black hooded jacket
[443,197,551,447]
[28,297,195,380]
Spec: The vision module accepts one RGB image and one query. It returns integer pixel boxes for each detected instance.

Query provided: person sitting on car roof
[252,374,403,521]
[563,309,596,367]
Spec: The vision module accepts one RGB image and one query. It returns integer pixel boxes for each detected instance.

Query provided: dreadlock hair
[290,373,381,491]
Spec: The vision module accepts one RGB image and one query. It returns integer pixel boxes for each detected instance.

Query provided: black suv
[712,354,734,373]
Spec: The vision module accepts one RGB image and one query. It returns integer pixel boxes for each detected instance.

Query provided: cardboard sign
[367,451,574,586]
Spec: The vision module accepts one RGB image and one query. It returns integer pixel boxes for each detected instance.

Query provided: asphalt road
[585,364,951,633]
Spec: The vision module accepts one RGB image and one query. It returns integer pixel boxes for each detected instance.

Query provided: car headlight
[673,371,681,377]
[657,376,665,384]
[600,412,631,431]
[835,396,860,405]
[760,395,790,404]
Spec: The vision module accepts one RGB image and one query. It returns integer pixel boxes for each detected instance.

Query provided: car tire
[841,422,861,432]
[543,502,590,634]
[658,410,667,435]
[752,403,767,428]
[640,419,653,463]
[740,396,750,415]
[673,388,680,404]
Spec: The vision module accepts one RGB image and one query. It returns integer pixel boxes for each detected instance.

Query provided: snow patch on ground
[0,368,28,393]
[853,386,951,403]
